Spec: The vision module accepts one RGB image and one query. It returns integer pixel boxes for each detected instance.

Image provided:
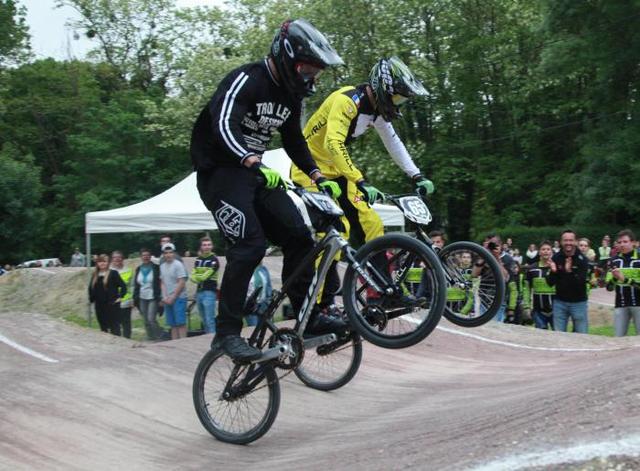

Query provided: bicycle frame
[242,221,392,367]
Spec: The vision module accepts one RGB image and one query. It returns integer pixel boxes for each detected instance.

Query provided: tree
[0,0,30,67]
[0,144,43,263]
[57,0,230,92]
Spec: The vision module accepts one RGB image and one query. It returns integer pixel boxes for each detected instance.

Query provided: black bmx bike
[192,184,447,444]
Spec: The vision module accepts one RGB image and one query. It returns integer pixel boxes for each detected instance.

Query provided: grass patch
[589,324,637,337]
[64,312,173,342]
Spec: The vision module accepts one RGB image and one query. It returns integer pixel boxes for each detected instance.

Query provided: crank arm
[303,333,338,349]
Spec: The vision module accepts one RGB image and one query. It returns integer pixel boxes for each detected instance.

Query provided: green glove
[316,177,342,199]
[253,164,284,189]
[356,180,384,205]
[414,175,435,196]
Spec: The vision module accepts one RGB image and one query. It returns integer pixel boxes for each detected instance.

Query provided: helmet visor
[295,62,324,82]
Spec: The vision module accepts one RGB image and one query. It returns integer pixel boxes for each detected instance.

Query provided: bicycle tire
[294,332,363,391]
[439,241,505,327]
[192,349,280,445]
[342,233,446,349]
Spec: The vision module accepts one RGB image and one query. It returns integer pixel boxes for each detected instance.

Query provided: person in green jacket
[190,236,220,334]
[605,229,640,336]
[506,263,531,324]
[525,241,556,329]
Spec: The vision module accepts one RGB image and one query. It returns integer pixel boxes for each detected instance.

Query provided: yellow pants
[291,168,384,305]
[290,168,384,247]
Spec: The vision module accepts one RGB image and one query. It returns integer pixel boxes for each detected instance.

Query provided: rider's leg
[255,185,315,317]
[197,168,265,360]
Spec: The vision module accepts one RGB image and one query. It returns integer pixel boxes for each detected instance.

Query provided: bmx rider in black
[190,19,346,362]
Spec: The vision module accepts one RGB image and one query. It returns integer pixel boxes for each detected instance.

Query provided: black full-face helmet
[369,56,427,121]
[270,19,344,99]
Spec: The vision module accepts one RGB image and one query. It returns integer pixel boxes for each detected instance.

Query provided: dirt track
[1,310,639,470]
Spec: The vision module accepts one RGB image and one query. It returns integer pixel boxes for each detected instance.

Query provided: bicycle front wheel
[439,241,505,327]
[294,332,363,391]
[192,349,280,445]
[342,234,446,349]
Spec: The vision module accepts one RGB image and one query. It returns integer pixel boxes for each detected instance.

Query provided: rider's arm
[373,118,421,179]
[323,94,365,182]
[209,70,259,166]
[281,103,321,178]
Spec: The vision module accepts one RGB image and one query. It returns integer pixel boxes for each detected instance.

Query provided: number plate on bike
[398,196,432,225]
[302,192,344,217]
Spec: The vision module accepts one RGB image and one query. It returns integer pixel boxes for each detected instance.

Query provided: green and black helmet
[369,56,427,121]
[270,19,344,99]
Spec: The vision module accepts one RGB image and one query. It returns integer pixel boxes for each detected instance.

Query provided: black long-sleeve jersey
[606,249,640,307]
[190,59,319,177]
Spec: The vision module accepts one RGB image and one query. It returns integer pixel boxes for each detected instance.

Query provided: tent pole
[86,232,92,327]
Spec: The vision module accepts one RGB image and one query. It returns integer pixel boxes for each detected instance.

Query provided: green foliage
[0,0,30,67]
[0,144,43,263]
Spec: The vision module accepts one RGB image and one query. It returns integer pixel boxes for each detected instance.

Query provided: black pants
[198,167,315,336]
[95,302,121,336]
[120,307,132,338]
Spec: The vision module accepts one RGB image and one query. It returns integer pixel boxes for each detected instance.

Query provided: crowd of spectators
[477,229,640,337]
[4,228,637,340]
[84,235,221,341]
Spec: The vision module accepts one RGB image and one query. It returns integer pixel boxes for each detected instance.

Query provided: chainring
[362,304,388,331]
[268,328,305,370]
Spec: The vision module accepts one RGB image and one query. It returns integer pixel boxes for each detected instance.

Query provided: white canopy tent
[84,148,405,261]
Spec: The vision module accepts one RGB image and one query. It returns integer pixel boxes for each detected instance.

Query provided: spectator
[484,233,514,322]
[184,250,192,258]
[512,248,523,265]
[611,237,620,258]
[578,238,597,262]
[506,237,513,249]
[190,236,220,334]
[606,229,640,337]
[134,248,162,340]
[525,241,555,330]
[578,238,599,294]
[0,266,5,276]
[160,243,188,339]
[155,235,183,265]
[598,235,612,267]
[547,230,590,333]
[429,230,446,250]
[70,247,86,267]
[506,263,530,324]
[88,254,126,336]
[525,243,538,266]
[552,240,561,253]
[111,251,135,339]
[245,263,273,327]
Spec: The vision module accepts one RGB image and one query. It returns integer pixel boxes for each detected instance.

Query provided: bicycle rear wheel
[193,349,280,445]
[294,332,362,391]
[439,241,505,327]
[342,233,446,349]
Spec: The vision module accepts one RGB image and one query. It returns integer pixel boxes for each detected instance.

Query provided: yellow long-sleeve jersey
[292,85,421,184]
